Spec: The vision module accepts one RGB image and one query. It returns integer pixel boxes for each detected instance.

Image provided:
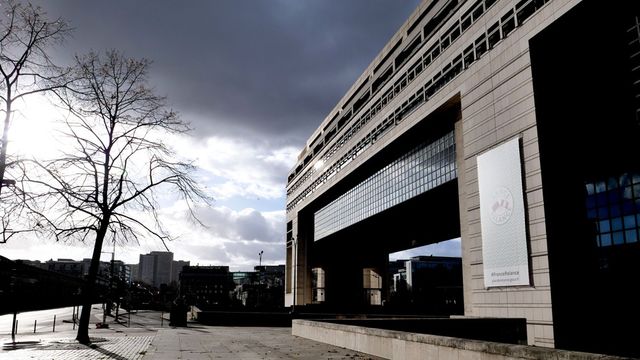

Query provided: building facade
[180,265,234,309]
[137,251,188,288]
[285,0,639,357]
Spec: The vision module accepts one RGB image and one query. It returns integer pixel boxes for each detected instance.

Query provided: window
[429,42,441,60]
[475,33,487,58]
[487,22,501,49]
[586,173,640,247]
[314,131,456,240]
[463,44,475,68]
[516,0,537,26]
[501,10,516,36]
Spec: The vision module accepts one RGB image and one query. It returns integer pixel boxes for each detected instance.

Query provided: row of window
[628,16,640,125]
[287,0,551,212]
[286,0,499,188]
[314,132,456,240]
[586,173,640,248]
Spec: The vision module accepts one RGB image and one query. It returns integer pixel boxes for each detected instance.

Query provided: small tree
[0,0,71,196]
[22,50,211,344]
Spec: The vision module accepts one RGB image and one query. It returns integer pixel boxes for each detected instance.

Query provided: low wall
[320,318,527,345]
[194,309,291,327]
[292,319,630,360]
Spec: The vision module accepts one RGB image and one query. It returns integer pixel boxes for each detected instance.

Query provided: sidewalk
[0,306,161,360]
[1,308,382,359]
[143,326,382,360]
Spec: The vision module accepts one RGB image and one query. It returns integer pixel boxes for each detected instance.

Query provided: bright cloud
[170,134,298,201]
[155,202,287,269]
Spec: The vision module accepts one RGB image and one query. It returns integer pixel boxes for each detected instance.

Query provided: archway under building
[297,99,463,315]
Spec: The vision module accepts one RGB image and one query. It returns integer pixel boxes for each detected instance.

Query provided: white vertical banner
[477,137,530,287]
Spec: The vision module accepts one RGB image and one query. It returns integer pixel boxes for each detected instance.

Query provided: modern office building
[285,0,639,356]
[137,251,188,288]
[387,256,463,314]
[180,265,234,308]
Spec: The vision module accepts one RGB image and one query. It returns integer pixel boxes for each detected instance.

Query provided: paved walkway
[1,308,382,359]
[144,326,382,360]
[1,335,153,360]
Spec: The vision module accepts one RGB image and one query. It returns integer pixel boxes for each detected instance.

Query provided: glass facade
[314,131,456,240]
[585,173,640,247]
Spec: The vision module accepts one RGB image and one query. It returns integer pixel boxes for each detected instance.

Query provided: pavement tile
[0,335,154,360]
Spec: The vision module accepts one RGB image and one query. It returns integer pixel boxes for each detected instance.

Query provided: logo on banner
[490,187,513,225]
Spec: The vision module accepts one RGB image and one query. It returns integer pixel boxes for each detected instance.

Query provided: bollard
[34,320,37,333]
[15,320,18,335]
[53,315,56,332]
[11,311,17,342]
[160,311,163,327]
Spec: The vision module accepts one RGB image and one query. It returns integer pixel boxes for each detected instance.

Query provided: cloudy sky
[2,0,464,270]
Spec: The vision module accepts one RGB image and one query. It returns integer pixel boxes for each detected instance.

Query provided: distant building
[111,260,132,284]
[172,260,190,286]
[139,251,173,288]
[396,256,462,314]
[179,265,285,310]
[129,264,139,283]
[138,253,155,285]
[180,266,234,309]
[48,258,84,278]
[232,265,285,309]
[17,259,46,270]
[137,251,188,288]
[2,256,85,313]
[16,258,131,289]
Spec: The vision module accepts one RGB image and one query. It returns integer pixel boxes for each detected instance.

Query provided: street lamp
[100,241,116,324]
[258,250,264,268]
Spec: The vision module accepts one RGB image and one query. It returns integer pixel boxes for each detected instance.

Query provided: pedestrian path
[144,326,382,360]
[0,335,153,360]
[1,307,382,359]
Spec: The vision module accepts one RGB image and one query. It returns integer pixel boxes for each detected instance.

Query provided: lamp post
[100,241,116,324]
[258,250,264,268]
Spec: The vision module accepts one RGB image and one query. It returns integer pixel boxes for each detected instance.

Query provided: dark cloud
[30,0,421,146]
[188,206,284,244]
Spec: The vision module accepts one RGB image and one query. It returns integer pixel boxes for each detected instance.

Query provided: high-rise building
[137,251,189,287]
[138,251,173,288]
[285,0,640,356]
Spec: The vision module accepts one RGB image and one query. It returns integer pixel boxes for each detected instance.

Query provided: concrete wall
[456,0,581,348]
[292,320,628,360]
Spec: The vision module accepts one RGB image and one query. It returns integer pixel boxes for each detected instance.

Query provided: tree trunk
[76,217,110,344]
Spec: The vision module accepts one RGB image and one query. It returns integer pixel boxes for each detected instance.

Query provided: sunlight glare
[9,95,65,159]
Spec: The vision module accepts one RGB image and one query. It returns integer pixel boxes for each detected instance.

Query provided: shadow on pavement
[2,340,42,350]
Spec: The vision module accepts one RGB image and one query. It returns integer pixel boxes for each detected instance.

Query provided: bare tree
[0,0,71,196]
[21,50,211,344]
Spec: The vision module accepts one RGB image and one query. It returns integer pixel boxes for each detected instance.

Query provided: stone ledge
[293,319,632,360]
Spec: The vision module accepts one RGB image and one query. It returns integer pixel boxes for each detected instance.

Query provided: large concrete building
[138,251,189,288]
[285,0,639,356]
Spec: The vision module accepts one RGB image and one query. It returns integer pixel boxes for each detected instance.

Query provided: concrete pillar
[293,233,313,306]
[455,119,474,316]
[363,268,383,305]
